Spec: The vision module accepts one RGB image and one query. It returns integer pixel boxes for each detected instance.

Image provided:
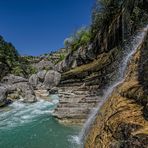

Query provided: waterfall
[79,25,148,146]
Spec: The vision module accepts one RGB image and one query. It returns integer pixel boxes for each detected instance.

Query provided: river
[0,95,81,148]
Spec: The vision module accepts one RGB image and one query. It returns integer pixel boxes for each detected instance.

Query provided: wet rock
[85,35,148,147]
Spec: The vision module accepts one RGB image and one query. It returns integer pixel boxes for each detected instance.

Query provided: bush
[64,27,91,52]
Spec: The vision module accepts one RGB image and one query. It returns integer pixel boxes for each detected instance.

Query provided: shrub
[64,27,91,52]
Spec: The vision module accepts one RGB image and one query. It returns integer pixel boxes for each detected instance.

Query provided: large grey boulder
[43,70,61,89]
[37,70,47,82]
[29,74,39,88]
[12,82,37,103]
[1,74,27,84]
[1,75,37,103]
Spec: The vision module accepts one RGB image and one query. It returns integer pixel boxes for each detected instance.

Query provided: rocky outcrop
[29,70,61,90]
[0,75,37,104]
[53,85,100,124]
[32,59,54,71]
[85,34,148,147]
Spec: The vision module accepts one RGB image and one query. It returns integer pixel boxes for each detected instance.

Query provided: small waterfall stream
[79,25,148,146]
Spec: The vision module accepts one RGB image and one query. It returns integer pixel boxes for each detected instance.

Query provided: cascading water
[79,25,148,146]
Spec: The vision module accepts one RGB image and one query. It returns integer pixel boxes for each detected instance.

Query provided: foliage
[59,54,65,61]
[11,62,24,76]
[28,66,38,75]
[0,36,19,69]
[64,27,91,52]
[130,6,148,28]
[0,36,39,78]
[91,0,122,39]
[18,56,38,76]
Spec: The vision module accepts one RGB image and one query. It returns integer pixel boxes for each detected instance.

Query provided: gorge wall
[53,0,148,125]
[85,29,148,148]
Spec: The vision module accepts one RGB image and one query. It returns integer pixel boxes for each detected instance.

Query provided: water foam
[0,96,59,130]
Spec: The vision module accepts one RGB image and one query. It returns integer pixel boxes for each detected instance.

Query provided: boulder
[37,70,47,82]
[43,70,61,89]
[29,74,39,88]
[1,74,27,84]
[12,82,37,103]
[2,75,37,103]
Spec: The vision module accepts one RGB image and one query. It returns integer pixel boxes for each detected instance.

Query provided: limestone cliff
[85,30,148,148]
[54,0,148,125]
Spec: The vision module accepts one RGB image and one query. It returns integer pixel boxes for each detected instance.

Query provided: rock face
[53,85,100,124]
[1,75,37,103]
[85,35,148,148]
[54,0,147,115]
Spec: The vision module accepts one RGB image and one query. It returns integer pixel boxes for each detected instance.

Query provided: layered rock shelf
[53,85,100,124]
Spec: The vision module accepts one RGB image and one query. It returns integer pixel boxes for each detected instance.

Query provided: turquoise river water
[0,95,81,148]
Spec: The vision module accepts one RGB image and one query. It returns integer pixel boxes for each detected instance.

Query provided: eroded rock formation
[85,32,148,148]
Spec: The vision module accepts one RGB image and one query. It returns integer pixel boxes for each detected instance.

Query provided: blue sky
[0,0,94,56]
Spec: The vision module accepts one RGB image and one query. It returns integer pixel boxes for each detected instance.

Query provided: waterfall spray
[79,25,148,146]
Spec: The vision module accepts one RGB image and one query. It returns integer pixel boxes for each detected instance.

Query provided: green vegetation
[63,0,123,50]
[64,27,91,52]
[0,36,19,69]
[91,0,122,40]
[130,6,148,29]
[91,0,148,39]
[0,36,38,78]
[59,54,65,62]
